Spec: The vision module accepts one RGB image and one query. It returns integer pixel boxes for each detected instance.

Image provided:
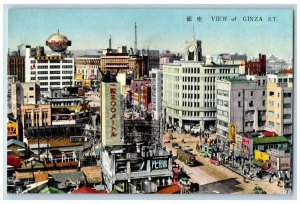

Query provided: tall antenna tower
[109,34,112,49]
[134,22,137,54]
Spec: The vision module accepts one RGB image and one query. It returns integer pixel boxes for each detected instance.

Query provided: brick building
[244,53,266,75]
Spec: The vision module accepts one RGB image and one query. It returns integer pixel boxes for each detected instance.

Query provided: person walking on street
[269,175,272,183]
[277,179,281,187]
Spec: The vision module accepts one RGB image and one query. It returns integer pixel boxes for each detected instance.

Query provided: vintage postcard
[5,6,294,196]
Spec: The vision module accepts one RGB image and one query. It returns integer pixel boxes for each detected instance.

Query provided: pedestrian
[269,175,272,183]
[277,179,281,187]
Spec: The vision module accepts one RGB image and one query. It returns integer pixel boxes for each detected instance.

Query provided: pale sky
[8,8,294,58]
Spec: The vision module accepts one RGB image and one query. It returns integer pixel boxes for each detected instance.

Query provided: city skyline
[8,8,293,58]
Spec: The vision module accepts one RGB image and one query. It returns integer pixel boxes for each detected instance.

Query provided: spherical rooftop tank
[45,30,72,53]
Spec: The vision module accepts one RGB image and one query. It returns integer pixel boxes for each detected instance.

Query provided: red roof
[278,69,293,74]
[261,131,278,137]
[72,187,108,194]
[156,185,182,194]
[7,156,22,168]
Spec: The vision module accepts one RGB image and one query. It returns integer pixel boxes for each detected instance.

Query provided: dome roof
[46,30,72,53]
[47,33,69,42]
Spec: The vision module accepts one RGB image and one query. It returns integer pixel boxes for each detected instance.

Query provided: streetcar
[177,149,195,166]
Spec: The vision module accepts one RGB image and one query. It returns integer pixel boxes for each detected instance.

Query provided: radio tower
[134,22,137,54]
[109,34,112,49]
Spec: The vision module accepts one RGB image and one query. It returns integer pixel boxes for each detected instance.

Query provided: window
[62,76,72,79]
[278,93,280,97]
[283,103,292,108]
[50,76,60,80]
[262,91,265,96]
[284,93,292,98]
[249,101,253,107]
[62,82,71,85]
[251,91,253,96]
[37,71,48,75]
[238,92,241,97]
[223,101,228,107]
[238,101,241,107]
[50,82,60,85]
[283,114,292,119]
[40,82,48,86]
[269,91,274,96]
[50,71,60,74]
[38,76,48,80]
[268,121,274,127]
[262,100,265,106]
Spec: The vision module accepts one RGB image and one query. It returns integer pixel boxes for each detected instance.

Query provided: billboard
[254,150,269,163]
[7,122,19,137]
[75,73,84,80]
[101,82,121,146]
[228,123,236,143]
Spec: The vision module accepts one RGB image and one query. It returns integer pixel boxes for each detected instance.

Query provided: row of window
[217,89,229,96]
[182,67,200,74]
[217,109,228,117]
[217,99,229,107]
[204,69,216,74]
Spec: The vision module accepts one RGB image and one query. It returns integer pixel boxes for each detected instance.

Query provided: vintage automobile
[172,142,180,149]
[209,157,220,166]
[179,177,191,186]
[183,144,193,152]
[163,137,170,143]
[253,186,267,194]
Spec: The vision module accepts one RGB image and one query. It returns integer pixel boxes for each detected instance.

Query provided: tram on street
[177,149,195,166]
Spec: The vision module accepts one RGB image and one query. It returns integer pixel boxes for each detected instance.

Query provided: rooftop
[253,136,289,145]
[278,69,293,74]
[7,139,26,148]
[225,77,249,83]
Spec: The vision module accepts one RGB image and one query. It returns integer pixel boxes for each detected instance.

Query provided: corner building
[162,36,240,130]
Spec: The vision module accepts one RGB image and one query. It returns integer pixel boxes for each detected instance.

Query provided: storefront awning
[252,159,263,167]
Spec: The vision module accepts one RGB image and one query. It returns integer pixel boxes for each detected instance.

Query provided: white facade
[216,75,267,148]
[149,69,163,120]
[163,60,240,130]
[25,46,75,97]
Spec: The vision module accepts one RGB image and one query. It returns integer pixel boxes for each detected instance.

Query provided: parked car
[253,186,267,194]
[172,142,180,149]
[163,137,170,143]
[191,125,201,134]
[183,145,193,152]
[209,157,220,166]
[179,177,191,186]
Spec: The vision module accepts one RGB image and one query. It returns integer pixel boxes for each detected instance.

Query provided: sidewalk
[221,160,276,183]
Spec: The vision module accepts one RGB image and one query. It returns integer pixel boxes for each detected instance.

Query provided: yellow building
[266,73,293,137]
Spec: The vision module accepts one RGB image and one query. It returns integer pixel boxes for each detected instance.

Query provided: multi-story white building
[216,75,267,151]
[162,37,240,131]
[149,69,163,120]
[25,32,75,97]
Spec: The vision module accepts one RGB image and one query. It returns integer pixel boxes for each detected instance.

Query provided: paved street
[163,132,285,194]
